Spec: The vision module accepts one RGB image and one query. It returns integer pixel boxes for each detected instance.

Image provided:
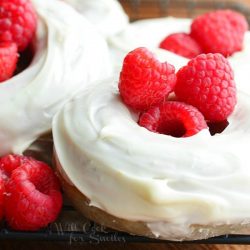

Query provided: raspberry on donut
[191,10,248,57]
[0,0,37,52]
[159,33,203,59]
[175,53,237,122]
[139,101,207,137]
[119,47,177,111]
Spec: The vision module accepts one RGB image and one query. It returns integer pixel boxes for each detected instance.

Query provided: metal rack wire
[1,0,250,244]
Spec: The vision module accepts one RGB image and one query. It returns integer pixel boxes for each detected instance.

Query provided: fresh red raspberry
[119,47,176,111]
[0,0,37,51]
[175,53,236,122]
[191,10,248,57]
[159,33,203,59]
[139,101,207,137]
[0,42,18,82]
[1,155,62,231]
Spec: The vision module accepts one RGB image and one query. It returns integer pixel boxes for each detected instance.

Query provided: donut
[0,0,112,156]
[52,8,250,241]
[52,46,250,240]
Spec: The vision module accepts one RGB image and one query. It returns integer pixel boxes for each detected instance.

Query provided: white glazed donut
[62,0,129,37]
[53,47,250,240]
[0,0,112,156]
[109,17,250,94]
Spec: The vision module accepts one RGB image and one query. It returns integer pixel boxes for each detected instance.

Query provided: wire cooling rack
[1,0,250,244]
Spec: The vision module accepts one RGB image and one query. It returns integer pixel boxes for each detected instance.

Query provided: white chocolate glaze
[0,0,112,156]
[109,17,250,94]
[62,0,129,37]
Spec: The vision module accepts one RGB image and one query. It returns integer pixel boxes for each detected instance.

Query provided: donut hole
[208,120,229,136]
[14,43,34,75]
[157,119,186,138]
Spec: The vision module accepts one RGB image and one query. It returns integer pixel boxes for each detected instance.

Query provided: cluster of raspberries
[119,10,247,138]
[0,0,37,82]
[119,47,236,137]
[159,10,248,59]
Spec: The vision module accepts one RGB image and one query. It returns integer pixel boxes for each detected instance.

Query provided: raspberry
[139,101,207,137]
[119,47,176,111]
[191,10,248,57]
[0,0,37,51]
[1,155,62,231]
[0,42,18,82]
[175,53,236,122]
[159,33,203,59]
